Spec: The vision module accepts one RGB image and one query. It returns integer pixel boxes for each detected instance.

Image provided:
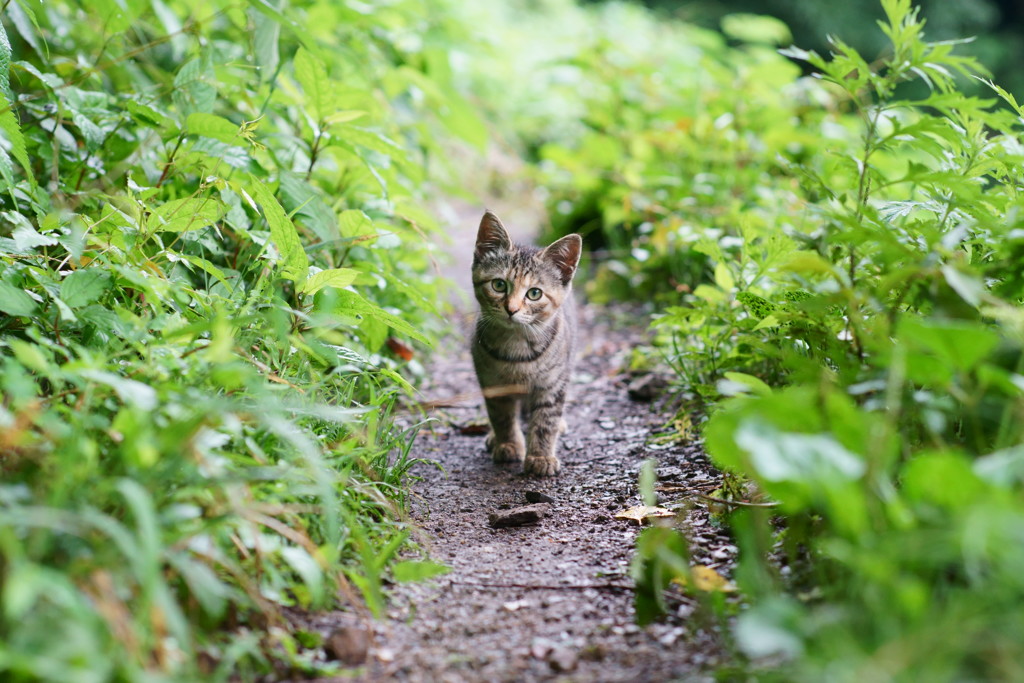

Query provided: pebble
[487,503,552,528]
[324,625,369,666]
[524,490,556,504]
[548,646,578,672]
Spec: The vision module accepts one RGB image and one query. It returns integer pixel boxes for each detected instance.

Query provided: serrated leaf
[246,175,309,283]
[335,289,430,346]
[10,220,57,251]
[0,22,33,187]
[60,269,111,308]
[147,197,223,233]
[301,267,358,295]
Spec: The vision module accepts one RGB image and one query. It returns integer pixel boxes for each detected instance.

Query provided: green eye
[491,279,507,292]
[526,287,542,301]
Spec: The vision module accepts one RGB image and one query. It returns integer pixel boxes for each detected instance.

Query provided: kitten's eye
[491,279,507,293]
[526,287,542,301]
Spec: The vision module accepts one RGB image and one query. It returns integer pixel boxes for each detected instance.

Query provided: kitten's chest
[471,316,571,388]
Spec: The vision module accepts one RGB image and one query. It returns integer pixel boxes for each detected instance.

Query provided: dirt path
[300,200,734,682]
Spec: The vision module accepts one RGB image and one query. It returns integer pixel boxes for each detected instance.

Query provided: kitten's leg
[524,389,566,476]
[484,395,525,464]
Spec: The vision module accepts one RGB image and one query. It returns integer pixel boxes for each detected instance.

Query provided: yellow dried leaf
[672,565,737,593]
[613,505,675,525]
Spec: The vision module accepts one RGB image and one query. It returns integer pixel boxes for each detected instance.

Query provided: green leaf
[335,289,430,346]
[60,269,111,308]
[722,372,774,397]
[147,197,223,233]
[714,262,735,291]
[245,175,309,283]
[338,209,376,238]
[78,370,157,410]
[169,251,233,291]
[392,560,451,583]
[734,420,866,483]
[253,7,281,83]
[301,268,359,295]
[281,546,324,606]
[0,283,33,317]
[186,113,242,145]
[124,99,174,129]
[294,47,336,122]
[721,13,792,45]
[335,125,405,158]
[0,21,34,187]
[897,318,999,372]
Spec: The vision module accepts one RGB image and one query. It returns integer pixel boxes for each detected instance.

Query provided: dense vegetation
[0,0,471,678]
[511,0,1024,679]
[3,0,1023,680]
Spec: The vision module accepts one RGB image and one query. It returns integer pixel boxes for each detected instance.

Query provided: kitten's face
[472,211,582,330]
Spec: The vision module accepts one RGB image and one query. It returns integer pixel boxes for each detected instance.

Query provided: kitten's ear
[541,234,583,285]
[475,211,512,260]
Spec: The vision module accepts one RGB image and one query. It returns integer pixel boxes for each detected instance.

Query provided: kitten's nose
[505,303,520,317]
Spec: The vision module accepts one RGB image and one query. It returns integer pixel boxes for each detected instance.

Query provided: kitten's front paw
[524,455,561,477]
[492,441,525,464]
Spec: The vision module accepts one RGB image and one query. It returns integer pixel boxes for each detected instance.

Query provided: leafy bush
[499,0,1024,678]
[0,0,478,679]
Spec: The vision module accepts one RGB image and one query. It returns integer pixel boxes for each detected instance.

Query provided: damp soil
[295,302,737,683]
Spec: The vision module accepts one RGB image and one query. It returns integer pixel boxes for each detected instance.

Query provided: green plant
[489,0,1024,678]
[0,0,483,679]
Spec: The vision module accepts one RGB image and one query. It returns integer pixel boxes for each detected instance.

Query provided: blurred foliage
[471,0,1024,678]
[643,0,1024,100]
[0,0,480,679]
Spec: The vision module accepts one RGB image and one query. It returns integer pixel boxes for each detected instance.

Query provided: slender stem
[156,134,185,188]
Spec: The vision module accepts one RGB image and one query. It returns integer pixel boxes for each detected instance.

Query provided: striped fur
[470,211,582,476]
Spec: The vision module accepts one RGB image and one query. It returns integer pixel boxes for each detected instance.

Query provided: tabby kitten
[471,210,582,477]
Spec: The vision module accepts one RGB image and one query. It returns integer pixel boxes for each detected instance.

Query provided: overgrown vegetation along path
[299,204,735,682]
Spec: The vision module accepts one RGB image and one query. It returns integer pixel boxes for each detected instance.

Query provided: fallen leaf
[613,505,675,525]
[672,564,737,593]
[385,336,414,361]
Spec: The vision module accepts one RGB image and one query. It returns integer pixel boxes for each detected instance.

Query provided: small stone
[530,637,556,659]
[324,625,369,666]
[487,503,552,528]
[548,646,578,672]
[524,490,556,504]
